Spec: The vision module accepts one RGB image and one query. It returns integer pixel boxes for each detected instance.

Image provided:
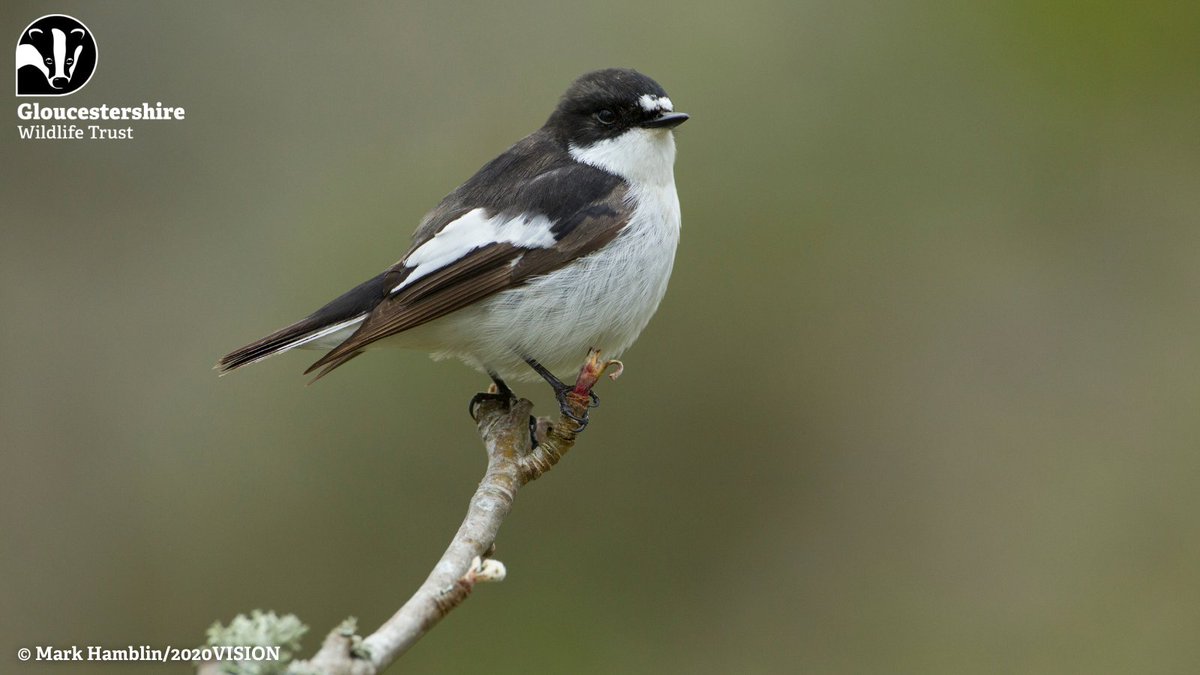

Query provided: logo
[15,14,98,96]
[13,13,183,141]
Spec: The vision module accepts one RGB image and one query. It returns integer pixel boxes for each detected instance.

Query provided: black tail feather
[216,270,392,375]
[216,316,332,373]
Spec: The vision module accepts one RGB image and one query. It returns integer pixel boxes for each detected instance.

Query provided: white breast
[410,184,676,380]
[392,128,682,380]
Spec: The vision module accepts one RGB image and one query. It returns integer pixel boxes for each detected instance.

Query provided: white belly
[406,181,681,381]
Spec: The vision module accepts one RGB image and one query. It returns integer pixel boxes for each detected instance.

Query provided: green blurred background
[3,1,1199,673]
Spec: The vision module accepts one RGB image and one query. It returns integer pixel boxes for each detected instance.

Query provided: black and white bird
[218,68,687,427]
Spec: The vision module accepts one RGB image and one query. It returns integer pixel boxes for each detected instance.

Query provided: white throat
[569,129,677,186]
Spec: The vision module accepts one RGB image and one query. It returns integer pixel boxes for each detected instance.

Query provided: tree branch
[355,396,576,670]
[281,349,621,675]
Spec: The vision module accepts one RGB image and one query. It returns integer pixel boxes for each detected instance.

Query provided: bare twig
[287,349,621,674]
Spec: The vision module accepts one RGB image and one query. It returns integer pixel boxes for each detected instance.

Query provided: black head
[546,68,688,147]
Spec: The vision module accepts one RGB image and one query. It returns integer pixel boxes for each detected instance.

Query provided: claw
[554,390,591,432]
[468,392,503,419]
[528,415,540,449]
[470,372,521,420]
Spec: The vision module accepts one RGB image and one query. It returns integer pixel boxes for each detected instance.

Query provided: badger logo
[15,14,97,96]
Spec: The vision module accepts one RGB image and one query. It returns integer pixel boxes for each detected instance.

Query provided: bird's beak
[641,112,689,129]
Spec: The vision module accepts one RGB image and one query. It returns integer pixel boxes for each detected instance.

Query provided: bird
[217,68,687,430]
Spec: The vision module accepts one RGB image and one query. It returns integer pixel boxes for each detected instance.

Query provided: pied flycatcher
[218,68,687,428]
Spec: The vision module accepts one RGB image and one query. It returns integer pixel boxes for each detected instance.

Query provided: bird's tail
[215,314,366,374]
[215,270,392,375]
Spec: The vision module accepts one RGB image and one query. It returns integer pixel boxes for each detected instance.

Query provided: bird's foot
[539,349,623,433]
[468,376,518,420]
[468,377,543,450]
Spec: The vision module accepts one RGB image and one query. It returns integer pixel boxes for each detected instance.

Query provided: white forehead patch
[638,94,674,113]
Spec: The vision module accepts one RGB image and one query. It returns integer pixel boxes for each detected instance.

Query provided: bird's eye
[594,109,616,125]
[45,58,52,65]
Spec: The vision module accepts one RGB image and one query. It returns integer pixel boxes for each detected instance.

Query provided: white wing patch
[391,208,556,294]
[638,94,673,113]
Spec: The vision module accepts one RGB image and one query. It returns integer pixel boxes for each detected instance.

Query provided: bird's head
[548,68,688,184]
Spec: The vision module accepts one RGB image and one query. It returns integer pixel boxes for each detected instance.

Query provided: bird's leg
[488,373,515,399]
[524,357,589,430]
[468,371,518,419]
[525,349,622,432]
[523,358,601,410]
